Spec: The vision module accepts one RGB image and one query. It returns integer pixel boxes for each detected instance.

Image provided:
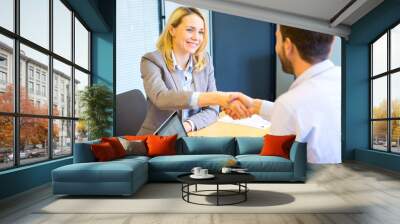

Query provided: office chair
[116,89,147,136]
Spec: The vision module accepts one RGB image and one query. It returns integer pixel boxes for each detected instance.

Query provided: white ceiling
[167,0,384,38]
[227,0,352,22]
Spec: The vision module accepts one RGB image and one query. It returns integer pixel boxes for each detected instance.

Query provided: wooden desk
[189,120,269,137]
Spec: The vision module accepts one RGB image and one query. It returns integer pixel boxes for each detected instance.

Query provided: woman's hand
[183,121,192,132]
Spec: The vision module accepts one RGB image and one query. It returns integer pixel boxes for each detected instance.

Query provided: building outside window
[0,55,7,67]
[0,54,7,89]
[41,73,46,82]
[371,23,400,154]
[35,70,40,81]
[0,0,91,170]
[28,81,34,94]
[0,71,6,82]
[35,83,40,95]
[42,85,46,97]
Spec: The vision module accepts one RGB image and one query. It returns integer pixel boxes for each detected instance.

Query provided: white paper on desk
[218,114,271,129]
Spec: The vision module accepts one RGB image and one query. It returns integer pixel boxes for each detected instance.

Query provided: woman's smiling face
[170,14,205,55]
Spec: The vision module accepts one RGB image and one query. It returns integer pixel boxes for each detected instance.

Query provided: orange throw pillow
[124,135,148,141]
[101,137,126,158]
[91,142,117,161]
[260,134,296,159]
[146,135,177,157]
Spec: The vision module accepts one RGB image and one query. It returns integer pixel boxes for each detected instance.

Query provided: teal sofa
[52,137,306,196]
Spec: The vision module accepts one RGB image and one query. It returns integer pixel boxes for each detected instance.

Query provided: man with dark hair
[227,25,341,164]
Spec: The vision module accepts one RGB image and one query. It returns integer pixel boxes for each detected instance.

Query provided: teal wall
[0,0,115,200]
[344,0,400,171]
[212,12,276,101]
[91,32,115,135]
[0,158,72,199]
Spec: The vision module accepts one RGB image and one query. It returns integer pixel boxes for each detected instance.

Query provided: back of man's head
[279,25,334,64]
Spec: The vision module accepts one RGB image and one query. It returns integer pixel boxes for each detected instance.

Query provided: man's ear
[283,38,294,59]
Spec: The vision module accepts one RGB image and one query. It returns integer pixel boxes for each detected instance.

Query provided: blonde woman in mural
[137,7,249,134]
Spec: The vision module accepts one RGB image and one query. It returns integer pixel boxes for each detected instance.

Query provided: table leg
[195,184,197,192]
[217,184,219,206]
[245,183,247,201]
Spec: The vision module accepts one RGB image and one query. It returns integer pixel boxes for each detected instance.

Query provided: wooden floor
[1,162,400,224]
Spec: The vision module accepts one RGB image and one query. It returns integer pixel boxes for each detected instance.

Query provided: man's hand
[183,121,192,133]
[197,91,260,119]
[223,92,262,119]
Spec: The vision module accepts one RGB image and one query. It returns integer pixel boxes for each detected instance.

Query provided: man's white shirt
[259,60,341,164]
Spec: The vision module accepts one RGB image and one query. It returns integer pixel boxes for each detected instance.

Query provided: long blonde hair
[156,7,208,72]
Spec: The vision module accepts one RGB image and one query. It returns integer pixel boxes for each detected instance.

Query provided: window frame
[0,0,92,171]
[370,20,400,154]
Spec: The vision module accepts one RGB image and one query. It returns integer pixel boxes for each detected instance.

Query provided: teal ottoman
[52,156,148,196]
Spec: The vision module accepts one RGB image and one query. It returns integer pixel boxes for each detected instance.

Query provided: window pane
[20,44,49,115]
[20,0,49,49]
[391,24,400,70]
[53,59,72,117]
[372,121,387,151]
[75,18,89,70]
[20,117,49,165]
[75,120,88,143]
[53,0,72,60]
[372,33,387,76]
[0,0,14,31]
[74,69,89,118]
[391,72,400,118]
[0,116,13,170]
[391,120,400,153]
[0,34,14,112]
[53,119,72,157]
[372,77,387,119]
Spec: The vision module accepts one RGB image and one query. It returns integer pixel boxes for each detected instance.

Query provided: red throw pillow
[101,137,126,158]
[91,142,117,161]
[124,135,148,141]
[260,134,296,159]
[146,135,177,157]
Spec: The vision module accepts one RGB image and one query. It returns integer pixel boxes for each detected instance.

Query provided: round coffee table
[177,173,255,206]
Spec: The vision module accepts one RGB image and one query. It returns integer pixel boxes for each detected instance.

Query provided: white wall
[116,0,159,95]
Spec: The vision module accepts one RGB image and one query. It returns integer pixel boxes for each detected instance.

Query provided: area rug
[37,183,362,214]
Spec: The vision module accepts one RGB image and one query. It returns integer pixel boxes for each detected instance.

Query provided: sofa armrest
[289,142,307,181]
[73,140,100,163]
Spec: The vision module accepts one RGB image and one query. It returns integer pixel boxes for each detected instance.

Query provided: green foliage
[79,84,113,140]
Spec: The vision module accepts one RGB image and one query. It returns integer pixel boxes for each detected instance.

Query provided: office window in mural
[371,23,400,153]
[0,0,91,170]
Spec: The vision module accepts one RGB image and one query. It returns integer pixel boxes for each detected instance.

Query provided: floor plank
[1,161,400,224]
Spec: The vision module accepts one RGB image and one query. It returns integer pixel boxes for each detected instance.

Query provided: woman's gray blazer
[137,50,219,135]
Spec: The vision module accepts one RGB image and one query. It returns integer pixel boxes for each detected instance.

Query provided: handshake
[199,92,262,119]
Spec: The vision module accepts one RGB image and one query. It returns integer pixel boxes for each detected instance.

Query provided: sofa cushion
[260,134,296,159]
[146,135,177,157]
[124,135,148,141]
[101,137,127,158]
[52,158,147,183]
[236,155,293,172]
[73,139,100,163]
[148,154,235,172]
[118,137,147,156]
[179,137,236,155]
[91,142,118,161]
[236,137,263,155]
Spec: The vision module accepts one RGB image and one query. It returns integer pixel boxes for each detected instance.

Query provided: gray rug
[38,183,362,214]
